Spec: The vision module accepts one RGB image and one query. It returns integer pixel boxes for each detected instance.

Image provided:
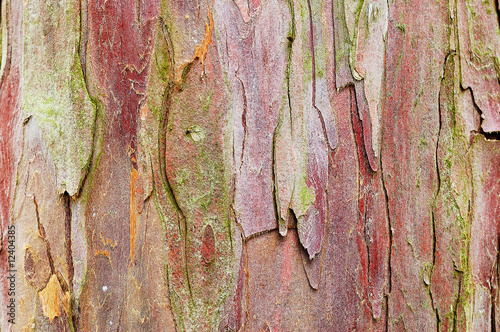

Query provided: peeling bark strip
[3,0,500,330]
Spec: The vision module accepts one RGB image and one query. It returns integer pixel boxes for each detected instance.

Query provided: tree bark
[1,0,500,330]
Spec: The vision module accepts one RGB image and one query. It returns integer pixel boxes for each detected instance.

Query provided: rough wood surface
[1,0,500,330]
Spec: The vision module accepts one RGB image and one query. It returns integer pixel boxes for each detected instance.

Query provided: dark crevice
[288,208,298,229]
[380,150,392,294]
[158,17,175,70]
[314,106,335,151]
[495,0,500,30]
[156,18,193,300]
[74,0,101,199]
[452,269,463,332]
[75,100,100,199]
[426,50,454,332]
[79,0,89,87]
[135,0,141,25]
[63,192,76,332]
[349,85,374,309]
[34,194,74,328]
[242,228,275,241]
[379,134,393,331]
[428,63,444,327]
[432,211,437,274]
[158,88,193,299]
[62,193,77,329]
[271,124,280,231]
[285,0,295,134]
[480,131,500,140]
[430,211,440,330]
[235,74,248,171]
[435,51,450,201]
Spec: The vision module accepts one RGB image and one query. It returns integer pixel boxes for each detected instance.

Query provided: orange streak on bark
[175,9,214,82]
[130,168,139,262]
[193,9,214,66]
[140,102,149,121]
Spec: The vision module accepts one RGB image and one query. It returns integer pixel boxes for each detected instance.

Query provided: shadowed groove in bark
[79,0,89,89]
[350,84,373,298]
[271,124,280,232]
[5,0,500,329]
[63,193,76,326]
[430,210,440,330]
[158,82,193,299]
[157,15,193,300]
[380,127,392,328]
[235,74,248,171]
[285,0,295,134]
[34,194,76,330]
[452,269,463,331]
[495,0,500,29]
[426,50,454,331]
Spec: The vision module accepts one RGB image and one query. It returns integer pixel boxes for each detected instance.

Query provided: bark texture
[1,0,500,330]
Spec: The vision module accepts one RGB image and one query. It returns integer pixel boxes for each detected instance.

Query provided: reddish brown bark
[1,0,500,330]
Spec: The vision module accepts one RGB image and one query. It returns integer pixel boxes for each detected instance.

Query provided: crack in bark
[380,155,392,294]
[158,86,193,299]
[426,50,457,331]
[34,194,73,328]
[235,74,248,171]
[350,84,374,311]
[430,211,440,331]
[158,17,175,69]
[79,0,89,89]
[495,0,500,30]
[425,50,449,330]
[73,0,101,199]
[156,18,194,300]
[379,134,392,329]
[62,193,76,327]
[452,269,463,332]
[285,0,295,135]
[271,124,280,231]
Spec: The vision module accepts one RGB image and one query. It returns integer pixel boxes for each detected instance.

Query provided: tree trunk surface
[1,0,500,330]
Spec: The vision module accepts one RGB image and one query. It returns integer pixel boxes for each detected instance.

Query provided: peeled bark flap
[22,0,96,196]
